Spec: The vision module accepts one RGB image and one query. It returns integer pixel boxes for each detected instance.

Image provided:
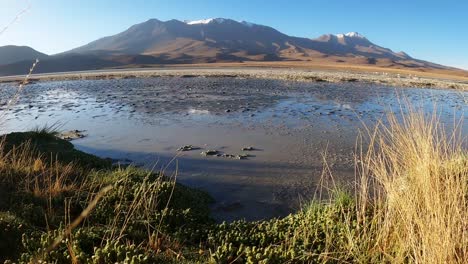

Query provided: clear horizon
[1,0,467,70]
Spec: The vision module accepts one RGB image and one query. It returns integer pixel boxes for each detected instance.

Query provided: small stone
[236,154,249,160]
[177,145,195,151]
[58,130,86,141]
[241,146,254,151]
[225,109,231,113]
[201,150,218,156]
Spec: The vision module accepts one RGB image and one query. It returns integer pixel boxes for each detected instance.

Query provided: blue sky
[1,0,467,69]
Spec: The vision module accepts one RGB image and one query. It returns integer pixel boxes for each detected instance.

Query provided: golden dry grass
[346,107,467,263]
[0,137,79,200]
[154,61,468,80]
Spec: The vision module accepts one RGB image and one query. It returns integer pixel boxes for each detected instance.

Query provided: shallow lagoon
[1,77,466,221]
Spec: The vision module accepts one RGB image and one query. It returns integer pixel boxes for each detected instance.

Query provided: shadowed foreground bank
[0,110,466,263]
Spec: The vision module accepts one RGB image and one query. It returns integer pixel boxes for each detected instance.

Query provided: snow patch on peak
[184,18,258,27]
[345,32,365,38]
[335,32,366,39]
[185,18,225,25]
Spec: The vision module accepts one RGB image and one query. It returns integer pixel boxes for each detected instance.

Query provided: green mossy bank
[0,132,356,263]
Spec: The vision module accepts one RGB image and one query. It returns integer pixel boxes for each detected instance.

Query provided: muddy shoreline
[1,67,467,90]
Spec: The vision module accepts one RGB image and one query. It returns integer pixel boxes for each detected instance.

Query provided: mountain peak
[336,32,366,39]
[240,21,257,27]
[35,18,444,74]
[183,18,258,27]
[0,45,48,65]
[184,18,227,25]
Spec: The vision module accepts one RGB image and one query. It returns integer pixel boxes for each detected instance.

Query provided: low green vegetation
[2,130,111,169]
[0,131,358,263]
[0,109,466,264]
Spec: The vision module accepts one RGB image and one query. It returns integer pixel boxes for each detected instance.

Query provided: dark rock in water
[59,130,86,141]
[241,146,255,151]
[221,153,236,158]
[236,154,249,160]
[201,150,219,156]
[177,145,198,151]
[225,109,231,113]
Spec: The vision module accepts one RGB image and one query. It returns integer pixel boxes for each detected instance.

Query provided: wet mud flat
[0,76,466,221]
[1,67,467,90]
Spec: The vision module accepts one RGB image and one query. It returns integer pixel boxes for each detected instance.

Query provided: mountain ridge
[0,45,49,65]
[0,18,464,76]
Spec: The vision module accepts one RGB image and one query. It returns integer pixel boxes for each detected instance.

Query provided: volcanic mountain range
[0,18,463,76]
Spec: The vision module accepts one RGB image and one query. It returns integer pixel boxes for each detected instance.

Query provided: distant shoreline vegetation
[1,67,466,90]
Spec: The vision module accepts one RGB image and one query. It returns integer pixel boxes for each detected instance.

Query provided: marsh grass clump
[340,109,467,263]
[31,123,61,137]
[1,131,111,169]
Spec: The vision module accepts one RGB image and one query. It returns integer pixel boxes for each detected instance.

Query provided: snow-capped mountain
[335,32,366,39]
[65,17,409,61]
[65,18,289,58]
[184,18,258,27]
[185,18,226,25]
[0,18,455,75]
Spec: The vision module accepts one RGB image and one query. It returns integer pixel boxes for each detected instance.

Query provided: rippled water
[0,77,466,221]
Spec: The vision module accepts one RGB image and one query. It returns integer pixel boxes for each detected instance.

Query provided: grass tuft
[345,108,467,263]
